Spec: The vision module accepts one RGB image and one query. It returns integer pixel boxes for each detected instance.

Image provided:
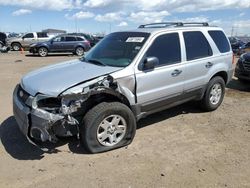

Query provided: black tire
[38,47,48,57]
[75,46,84,56]
[238,78,249,84]
[11,43,21,51]
[200,76,225,112]
[80,102,136,153]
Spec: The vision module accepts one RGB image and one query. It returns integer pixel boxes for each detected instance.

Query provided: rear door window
[183,31,212,61]
[208,30,230,53]
[23,33,34,38]
[37,32,48,38]
[65,37,76,42]
[146,33,181,66]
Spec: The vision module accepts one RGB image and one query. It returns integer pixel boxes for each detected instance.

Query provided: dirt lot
[0,51,250,188]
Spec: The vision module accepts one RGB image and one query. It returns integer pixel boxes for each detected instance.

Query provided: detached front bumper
[13,85,65,145]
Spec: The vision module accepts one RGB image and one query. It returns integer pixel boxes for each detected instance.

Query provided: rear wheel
[11,43,21,51]
[38,47,48,57]
[80,102,136,153]
[200,76,225,111]
[75,46,84,56]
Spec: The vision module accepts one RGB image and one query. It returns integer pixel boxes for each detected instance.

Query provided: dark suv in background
[29,34,91,57]
[235,52,250,82]
[68,33,100,47]
[0,32,7,48]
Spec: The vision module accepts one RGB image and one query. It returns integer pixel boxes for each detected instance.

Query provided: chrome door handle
[205,62,213,68]
[171,69,182,77]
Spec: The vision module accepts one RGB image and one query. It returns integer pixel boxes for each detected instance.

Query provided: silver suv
[13,22,233,153]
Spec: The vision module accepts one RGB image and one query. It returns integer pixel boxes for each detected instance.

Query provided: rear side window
[146,33,181,66]
[184,31,212,61]
[65,37,76,41]
[208,30,230,53]
[23,33,34,38]
[37,32,48,38]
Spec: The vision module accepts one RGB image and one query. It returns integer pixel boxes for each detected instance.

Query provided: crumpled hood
[21,59,122,96]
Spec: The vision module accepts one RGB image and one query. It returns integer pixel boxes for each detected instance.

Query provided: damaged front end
[13,75,128,146]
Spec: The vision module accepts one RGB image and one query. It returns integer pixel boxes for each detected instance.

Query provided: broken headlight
[33,94,61,114]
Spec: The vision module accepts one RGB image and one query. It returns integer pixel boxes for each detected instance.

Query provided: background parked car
[235,52,250,82]
[0,32,7,48]
[68,33,100,47]
[6,32,52,51]
[228,36,245,55]
[29,34,91,57]
[238,42,250,55]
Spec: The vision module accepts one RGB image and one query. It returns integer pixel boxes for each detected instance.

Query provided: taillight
[85,40,90,46]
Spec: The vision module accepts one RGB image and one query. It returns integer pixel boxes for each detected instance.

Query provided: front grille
[17,85,30,104]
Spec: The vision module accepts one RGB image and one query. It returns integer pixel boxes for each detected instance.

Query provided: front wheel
[200,76,225,111]
[80,102,136,153]
[38,47,48,57]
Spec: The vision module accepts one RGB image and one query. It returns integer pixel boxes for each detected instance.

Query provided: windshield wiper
[86,59,106,66]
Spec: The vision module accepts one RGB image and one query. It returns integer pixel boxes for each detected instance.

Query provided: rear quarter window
[76,37,84,41]
[208,30,230,53]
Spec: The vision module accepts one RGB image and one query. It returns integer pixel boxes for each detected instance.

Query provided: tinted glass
[53,36,64,42]
[146,33,181,66]
[83,32,150,67]
[65,36,76,41]
[24,33,34,38]
[76,37,84,41]
[37,32,48,38]
[184,31,212,61]
[208,30,230,53]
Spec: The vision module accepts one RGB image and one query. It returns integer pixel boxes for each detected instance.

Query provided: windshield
[82,32,150,67]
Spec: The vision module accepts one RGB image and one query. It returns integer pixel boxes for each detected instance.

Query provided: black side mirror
[50,40,54,44]
[143,57,159,70]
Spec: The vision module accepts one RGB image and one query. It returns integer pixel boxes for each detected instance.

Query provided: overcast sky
[0,0,249,35]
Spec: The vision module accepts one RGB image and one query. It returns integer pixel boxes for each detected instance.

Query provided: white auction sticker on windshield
[126,37,145,43]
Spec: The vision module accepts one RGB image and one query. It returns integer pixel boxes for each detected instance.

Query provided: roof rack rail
[138,22,209,28]
[138,22,183,28]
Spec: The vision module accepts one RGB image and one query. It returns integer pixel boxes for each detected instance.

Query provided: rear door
[181,31,213,93]
[64,36,77,51]
[37,32,49,42]
[135,32,185,112]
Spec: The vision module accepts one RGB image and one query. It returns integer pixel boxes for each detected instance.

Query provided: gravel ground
[0,51,249,188]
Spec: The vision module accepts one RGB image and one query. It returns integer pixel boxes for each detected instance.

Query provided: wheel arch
[79,89,131,120]
[11,42,22,47]
[75,45,85,51]
[210,71,228,84]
